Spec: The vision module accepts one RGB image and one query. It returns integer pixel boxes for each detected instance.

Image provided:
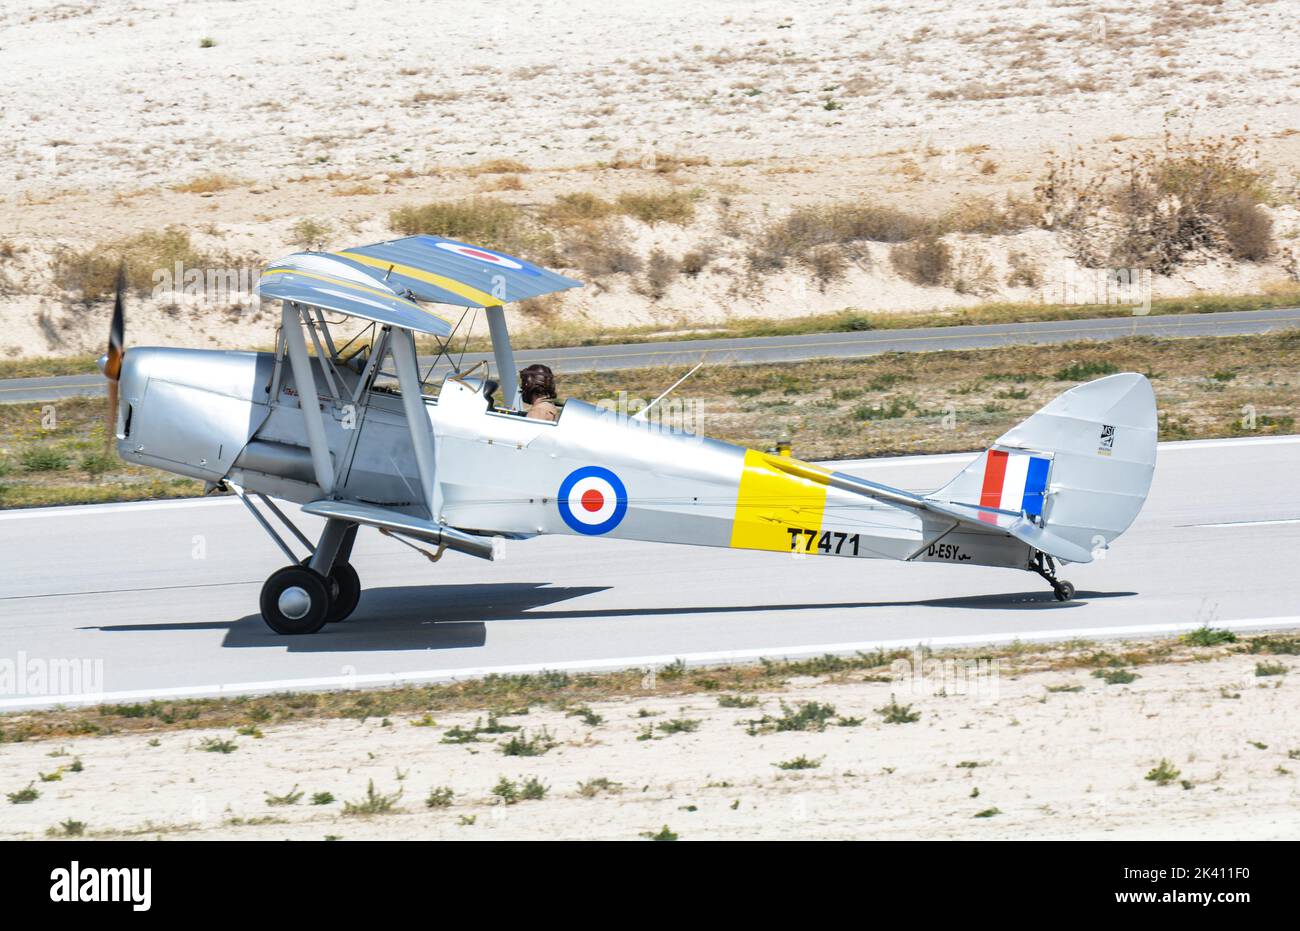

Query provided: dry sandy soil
[1,0,1300,356]
[1,638,1297,840]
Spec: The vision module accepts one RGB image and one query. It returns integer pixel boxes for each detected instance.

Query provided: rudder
[930,373,1157,560]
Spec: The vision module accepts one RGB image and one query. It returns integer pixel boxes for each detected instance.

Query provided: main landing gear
[258,521,362,634]
[226,484,364,635]
[1030,550,1075,602]
[260,557,361,635]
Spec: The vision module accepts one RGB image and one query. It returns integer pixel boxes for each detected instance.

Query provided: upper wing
[256,235,583,335]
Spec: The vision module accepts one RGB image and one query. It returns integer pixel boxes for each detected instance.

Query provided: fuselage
[114,346,1032,570]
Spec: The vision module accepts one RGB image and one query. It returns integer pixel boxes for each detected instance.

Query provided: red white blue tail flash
[978,449,1051,522]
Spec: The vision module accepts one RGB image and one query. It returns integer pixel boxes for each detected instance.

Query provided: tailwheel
[260,565,331,635]
[1030,550,1075,602]
[325,561,361,623]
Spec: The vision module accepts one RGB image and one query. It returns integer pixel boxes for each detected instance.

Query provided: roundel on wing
[557,466,628,535]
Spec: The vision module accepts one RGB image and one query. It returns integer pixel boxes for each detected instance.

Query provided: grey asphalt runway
[2,436,1297,709]
[4,307,1298,403]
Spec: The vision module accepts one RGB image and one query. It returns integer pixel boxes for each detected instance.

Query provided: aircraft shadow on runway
[84,583,1136,653]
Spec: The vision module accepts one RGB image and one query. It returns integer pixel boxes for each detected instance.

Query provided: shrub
[1036,134,1274,273]
[425,786,454,808]
[21,448,69,472]
[1145,759,1180,786]
[542,192,616,226]
[939,196,1034,235]
[292,218,332,250]
[751,202,930,273]
[890,236,951,286]
[680,247,712,277]
[389,198,541,255]
[615,189,699,226]
[1054,360,1118,381]
[53,227,208,301]
[172,173,241,194]
[1005,250,1043,288]
[555,222,642,277]
[641,249,680,299]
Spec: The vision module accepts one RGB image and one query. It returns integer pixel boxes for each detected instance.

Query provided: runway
[1,435,1298,709]
[4,306,1298,403]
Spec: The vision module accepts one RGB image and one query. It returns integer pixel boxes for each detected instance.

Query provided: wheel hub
[278,585,312,619]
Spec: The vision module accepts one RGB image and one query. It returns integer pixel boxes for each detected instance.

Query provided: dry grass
[170,173,245,194]
[388,198,546,255]
[614,189,700,226]
[465,158,530,176]
[541,192,618,227]
[890,235,951,286]
[749,203,932,274]
[3,629,1292,745]
[552,221,642,278]
[51,227,243,302]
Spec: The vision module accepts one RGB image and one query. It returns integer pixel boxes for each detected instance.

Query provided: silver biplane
[100,235,1157,634]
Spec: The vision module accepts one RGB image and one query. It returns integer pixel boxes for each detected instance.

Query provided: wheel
[1053,580,1075,602]
[260,565,331,635]
[325,561,361,623]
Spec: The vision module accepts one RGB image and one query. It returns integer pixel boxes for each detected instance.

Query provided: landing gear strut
[1030,550,1075,602]
[228,483,365,635]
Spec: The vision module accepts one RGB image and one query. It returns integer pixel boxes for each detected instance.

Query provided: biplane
[100,235,1157,634]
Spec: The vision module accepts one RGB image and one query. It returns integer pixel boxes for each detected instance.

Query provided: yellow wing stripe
[730,449,827,553]
[337,251,501,308]
[262,267,455,327]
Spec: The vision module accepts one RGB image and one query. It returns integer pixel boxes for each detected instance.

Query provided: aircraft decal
[730,449,828,552]
[558,466,629,535]
[978,449,1051,521]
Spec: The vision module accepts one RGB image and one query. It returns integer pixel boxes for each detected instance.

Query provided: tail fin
[930,373,1157,559]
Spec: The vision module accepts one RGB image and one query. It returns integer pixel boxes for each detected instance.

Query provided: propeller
[102,264,126,450]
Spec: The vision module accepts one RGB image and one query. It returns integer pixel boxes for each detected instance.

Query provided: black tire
[1053,580,1075,602]
[260,565,331,635]
[325,561,361,623]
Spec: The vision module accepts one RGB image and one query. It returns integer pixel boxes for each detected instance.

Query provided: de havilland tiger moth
[97,235,1158,634]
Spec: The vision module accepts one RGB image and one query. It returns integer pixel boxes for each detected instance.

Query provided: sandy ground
[2,645,1297,840]
[2,1,1300,357]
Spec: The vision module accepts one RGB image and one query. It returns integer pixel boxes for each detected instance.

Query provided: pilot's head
[519,364,556,405]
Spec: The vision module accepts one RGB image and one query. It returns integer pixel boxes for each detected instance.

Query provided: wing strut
[389,326,441,520]
[484,305,520,409]
[281,303,336,496]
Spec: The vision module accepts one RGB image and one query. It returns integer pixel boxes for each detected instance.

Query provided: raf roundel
[434,240,525,270]
[557,466,628,535]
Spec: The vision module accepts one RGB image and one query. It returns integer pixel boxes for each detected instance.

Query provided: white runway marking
[3,614,1295,711]
[1190,518,1300,528]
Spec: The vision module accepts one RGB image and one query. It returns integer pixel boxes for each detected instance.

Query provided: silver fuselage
[114,347,1031,569]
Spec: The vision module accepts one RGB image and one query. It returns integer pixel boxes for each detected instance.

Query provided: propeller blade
[104,264,126,450]
[104,264,125,381]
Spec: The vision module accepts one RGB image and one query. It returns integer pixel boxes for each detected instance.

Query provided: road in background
[4,307,1298,403]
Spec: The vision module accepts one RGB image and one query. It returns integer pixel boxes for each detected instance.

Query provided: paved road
[4,307,1298,404]
[2,436,1297,709]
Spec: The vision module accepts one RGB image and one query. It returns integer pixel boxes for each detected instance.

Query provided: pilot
[520,363,559,421]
